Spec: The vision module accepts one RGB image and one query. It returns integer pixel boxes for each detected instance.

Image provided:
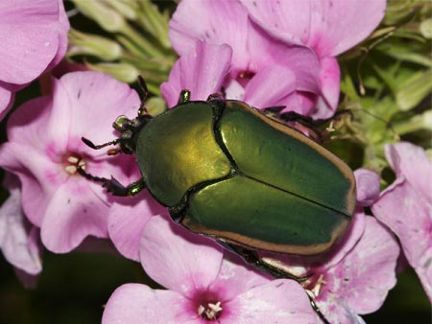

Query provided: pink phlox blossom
[107,193,165,261]
[240,0,387,119]
[167,0,386,118]
[0,0,69,120]
[168,0,323,117]
[0,71,146,254]
[102,215,320,323]
[0,173,42,275]
[372,142,432,302]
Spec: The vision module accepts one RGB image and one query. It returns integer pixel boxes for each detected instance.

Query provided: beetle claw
[102,177,129,196]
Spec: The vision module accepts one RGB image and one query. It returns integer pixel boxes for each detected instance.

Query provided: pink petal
[0,0,64,84]
[0,143,58,226]
[312,57,340,119]
[209,254,269,301]
[140,215,223,298]
[354,169,381,207]
[245,26,327,115]
[102,284,190,324]
[0,84,13,120]
[224,79,245,101]
[372,180,432,300]
[47,0,70,68]
[317,217,399,320]
[54,72,141,147]
[416,246,432,301]
[40,180,109,253]
[161,42,232,107]
[108,192,165,261]
[243,65,296,108]
[1,72,145,254]
[241,0,386,56]
[0,175,42,274]
[225,280,319,323]
[385,142,432,203]
[169,0,249,71]
[246,24,321,89]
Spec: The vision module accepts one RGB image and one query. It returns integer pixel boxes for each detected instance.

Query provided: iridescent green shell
[136,100,356,255]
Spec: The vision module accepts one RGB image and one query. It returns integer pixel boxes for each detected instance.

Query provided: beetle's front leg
[77,167,146,196]
[103,177,146,196]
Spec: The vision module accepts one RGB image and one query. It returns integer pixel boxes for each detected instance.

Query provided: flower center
[236,70,256,87]
[197,300,223,321]
[64,154,86,175]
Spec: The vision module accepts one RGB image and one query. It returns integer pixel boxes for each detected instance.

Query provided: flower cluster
[0,0,69,120]
[0,0,431,323]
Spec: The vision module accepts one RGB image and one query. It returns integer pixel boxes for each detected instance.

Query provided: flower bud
[68,29,122,61]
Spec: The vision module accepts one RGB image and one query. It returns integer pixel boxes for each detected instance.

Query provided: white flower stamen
[198,301,223,320]
[64,155,86,175]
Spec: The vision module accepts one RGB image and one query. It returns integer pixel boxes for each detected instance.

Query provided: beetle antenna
[81,137,120,150]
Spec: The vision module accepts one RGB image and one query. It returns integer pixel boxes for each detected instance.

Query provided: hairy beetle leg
[219,242,330,323]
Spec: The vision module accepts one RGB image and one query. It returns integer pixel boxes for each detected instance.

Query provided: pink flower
[107,194,165,261]
[0,71,143,253]
[102,215,319,323]
[313,215,399,323]
[0,173,42,275]
[372,142,432,302]
[162,41,318,116]
[167,0,386,118]
[240,0,386,119]
[0,0,69,120]
[168,0,324,116]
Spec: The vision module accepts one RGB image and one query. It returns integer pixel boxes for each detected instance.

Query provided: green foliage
[336,0,431,178]
[68,0,176,96]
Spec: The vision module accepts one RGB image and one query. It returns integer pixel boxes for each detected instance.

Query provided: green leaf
[396,70,432,111]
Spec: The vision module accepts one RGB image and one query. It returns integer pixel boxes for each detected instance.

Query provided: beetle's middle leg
[218,242,309,282]
[77,167,146,196]
[220,242,330,324]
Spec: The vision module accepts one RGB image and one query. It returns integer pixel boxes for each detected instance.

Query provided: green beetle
[80,85,356,279]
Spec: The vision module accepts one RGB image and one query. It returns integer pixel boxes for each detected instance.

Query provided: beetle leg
[305,290,331,324]
[77,167,146,196]
[178,89,191,104]
[218,242,308,281]
[206,93,224,101]
[81,137,121,150]
[220,242,330,323]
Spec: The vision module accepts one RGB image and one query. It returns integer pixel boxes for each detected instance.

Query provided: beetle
[79,79,356,281]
